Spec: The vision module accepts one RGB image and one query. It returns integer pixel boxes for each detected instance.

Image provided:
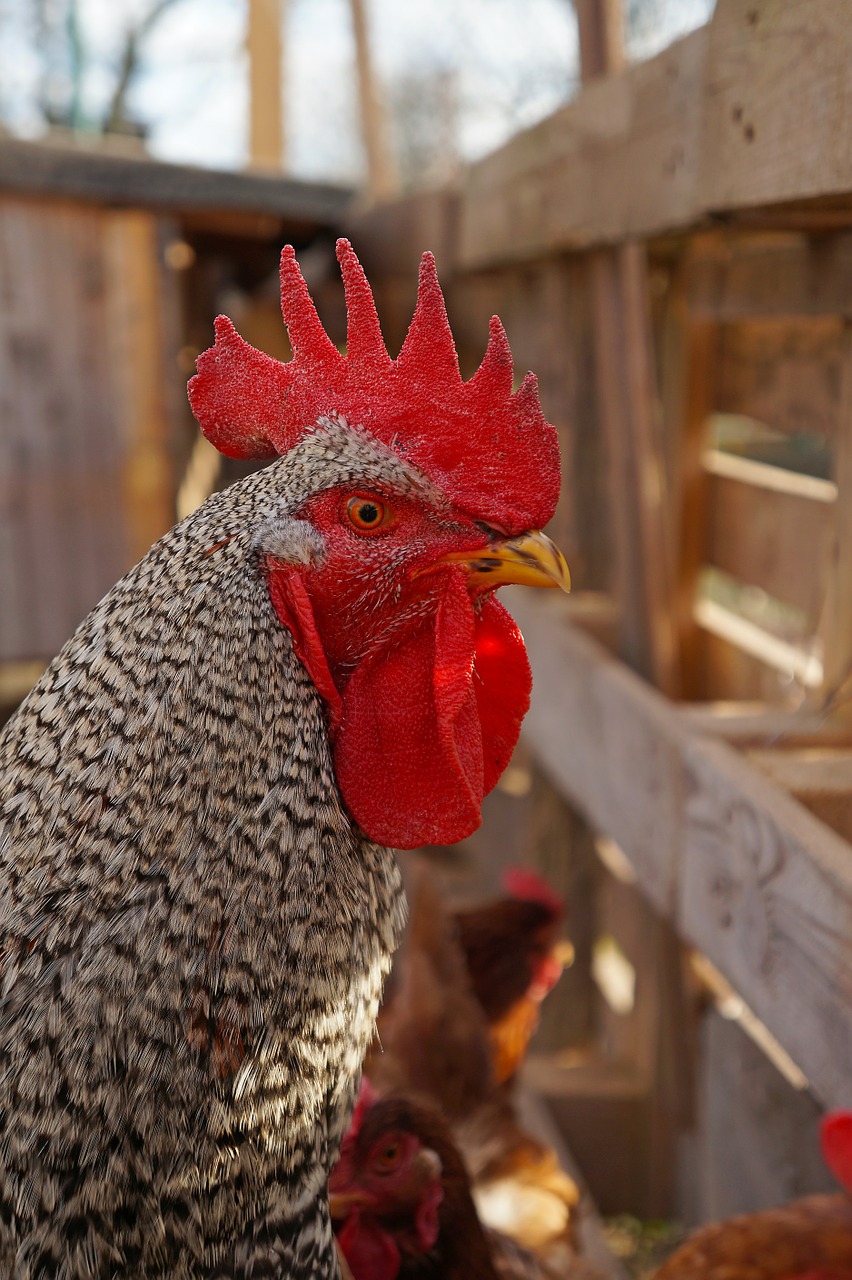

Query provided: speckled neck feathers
[0,456,405,1278]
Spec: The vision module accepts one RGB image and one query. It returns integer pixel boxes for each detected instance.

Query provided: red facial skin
[331,1088,498,1280]
[267,484,533,850]
[295,486,492,683]
[330,1122,444,1280]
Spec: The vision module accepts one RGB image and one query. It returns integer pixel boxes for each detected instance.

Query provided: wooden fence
[346,0,852,1226]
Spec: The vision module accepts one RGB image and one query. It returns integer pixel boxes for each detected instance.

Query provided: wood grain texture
[247,0,285,172]
[692,1008,836,1222]
[450,0,852,269]
[0,136,351,221]
[457,24,708,266]
[704,453,835,620]
[509,588,852,1109]
[715,316,844,440]
[700,0,852,215]
[0,197,181,662]
[687,232,852,320]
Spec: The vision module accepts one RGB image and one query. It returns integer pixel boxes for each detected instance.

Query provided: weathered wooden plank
[678,730,852,1111]
[687,232,852,321]
[716,317,844,441]
[450,0,852,269]
[509,590,685,917]
[509,588,852,1109]
[661,251,719,700]
[819,322,852,701]
[748,747,852,846]
[0,136,351,222]
[590,244,679,692]
[247,0,285,172]
[104,210,179,563]
[681,701,852,747]
[704,450,836,619]
[697,624,803,705]
[457,24,709,266]
[700,0,852,217]
[691,1007,836,1222]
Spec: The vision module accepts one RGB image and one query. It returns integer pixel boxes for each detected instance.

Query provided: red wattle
[268,568,532,850]
[337,1215,401,1280]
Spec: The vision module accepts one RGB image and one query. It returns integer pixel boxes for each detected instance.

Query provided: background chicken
[329,1082,601,1280]
[0,241,567,1277]
[456,866,571,1085]
[366,869,580,1265]
[652,1111,852,1279]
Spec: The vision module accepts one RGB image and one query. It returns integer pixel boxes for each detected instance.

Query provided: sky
[0,0,714,184]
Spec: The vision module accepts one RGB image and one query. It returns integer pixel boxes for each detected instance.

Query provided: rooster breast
[0,457,404,1278]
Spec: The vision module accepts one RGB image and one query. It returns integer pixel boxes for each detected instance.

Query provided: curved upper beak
[428,530,571,594]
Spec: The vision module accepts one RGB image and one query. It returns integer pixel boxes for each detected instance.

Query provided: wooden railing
[346,0,852,1224]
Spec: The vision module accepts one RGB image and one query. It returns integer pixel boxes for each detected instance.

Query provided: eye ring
[375,1141,402,1172]
[345,494,392,534]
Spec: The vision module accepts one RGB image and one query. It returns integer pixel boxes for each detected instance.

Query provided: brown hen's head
[189,241,567,849]
[330,1081,496,1280]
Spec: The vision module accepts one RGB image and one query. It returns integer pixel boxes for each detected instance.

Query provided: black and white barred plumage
[0,425,417,1278]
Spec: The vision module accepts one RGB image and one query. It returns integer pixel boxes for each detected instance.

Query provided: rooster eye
[345,495,391,534]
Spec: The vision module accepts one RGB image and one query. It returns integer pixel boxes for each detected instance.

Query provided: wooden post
[819,320,852,709]
[576,0,679,693]
[662,244,720,700]
[247,0,285,172]
[574,0,625,77]
[350,0,396,202]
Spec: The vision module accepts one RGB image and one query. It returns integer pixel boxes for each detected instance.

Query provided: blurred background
[0,0,710,184]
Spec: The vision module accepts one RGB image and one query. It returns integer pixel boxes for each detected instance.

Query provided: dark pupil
[358,503,379,525]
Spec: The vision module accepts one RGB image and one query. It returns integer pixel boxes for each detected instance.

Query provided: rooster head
[189,240,567,849]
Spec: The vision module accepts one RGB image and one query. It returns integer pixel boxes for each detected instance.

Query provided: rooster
[0,241,567,1278]
[652,1112,852,1278]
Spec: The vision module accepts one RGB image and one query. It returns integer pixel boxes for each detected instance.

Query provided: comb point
[336,238,390,368]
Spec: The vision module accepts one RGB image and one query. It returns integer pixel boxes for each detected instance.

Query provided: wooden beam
[715,316,844,441]
[590,245,680,691]
[704,450,836,621]
[508,587,852,1110]
[687,232,852,321]
[247,0,285,172]
[0,137,352,222]
[349,0,396,202]
[819,322,852,703]
[662,253,719,699]
[104,211,179,562]
[574,0,625,79]
[455,0,852,269]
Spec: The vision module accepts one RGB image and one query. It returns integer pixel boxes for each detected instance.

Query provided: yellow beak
[429,530,571,594]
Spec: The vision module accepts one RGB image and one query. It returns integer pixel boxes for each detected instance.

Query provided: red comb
[189,239,560,533]
[502,865,564,917]
[821,1111,852,1193]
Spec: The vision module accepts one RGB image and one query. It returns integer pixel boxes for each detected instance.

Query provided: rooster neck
[0,461,405,1278]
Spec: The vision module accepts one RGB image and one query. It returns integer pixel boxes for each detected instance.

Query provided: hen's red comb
[821,1111,852,1193]
[188,239,560,532]
[502,865,564,917]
